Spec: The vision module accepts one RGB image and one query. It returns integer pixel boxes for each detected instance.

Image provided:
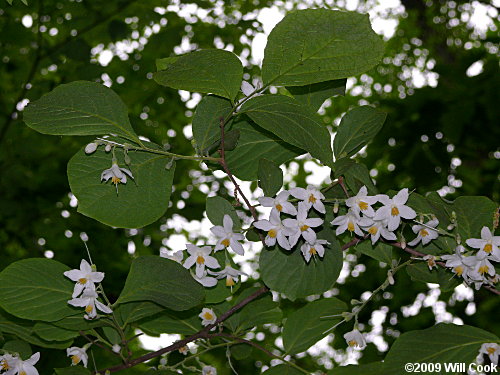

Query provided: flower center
[1,361,9,370]
[196,255,205,265]
[348,340,359,347]
[478,265,489,275]
[347,222,355,232]
[226,277,235,287]
[368,226,378,235]
[203,312,213,320]
[427,257,436,268]
[309,247,317,255]
[268,229,277,238]
[420,229,429,237]
[391,206,399,216]
[111,176,121,185]
[454,266,464,276]
[487,346,496,355]
[78,277,88,284]
[20,371,27,375]
[308,194,316,203]
[221,238,230,247]
[358,201,368,210]
[483,243,492,253]
[300,224,309,232]
[85,304,93,313]
[72,355,81,364]
[275,203,283,212]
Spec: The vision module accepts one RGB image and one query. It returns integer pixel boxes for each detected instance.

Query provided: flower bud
[112,344,121,353]
[85,142,98,154]
[124,154,131,165]
[333,202,339,214]
[105,144,112,152]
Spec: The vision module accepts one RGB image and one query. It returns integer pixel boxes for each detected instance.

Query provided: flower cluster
[254,186,328,263]
[64,259,112,320]
[160,215,245,288]
[441,227,500,290]
[0,352,40,375]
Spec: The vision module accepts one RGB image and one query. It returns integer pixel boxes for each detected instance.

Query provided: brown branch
[338,176,350,198]
[94,285,270,374]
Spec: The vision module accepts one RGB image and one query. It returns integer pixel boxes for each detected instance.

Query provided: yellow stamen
[454,266,464,276]
[300,225,309,232]
[348,340,358,347]
[196,255,205,265]
[487,346,496,355]
[226,277,235,287]
[358,201,368,210]
[85,304,93,313]
[308,194,317,203]
[221,238,230,247]
[478,265,489,275]
[391,206,399,216]
[483,243,492,253]
[347,222,355,232]
[111,176,121,185]
[203,312,213,320]
[427,258,436,268]
[309,247,317,255]
[20,371,26,375]
[78,277,87,284]
[275,203,283,212]
[268,229,277,238]
[420,229,429,237]
[72,355,81,365]
[1,361,9,370]
[368,226,378,235]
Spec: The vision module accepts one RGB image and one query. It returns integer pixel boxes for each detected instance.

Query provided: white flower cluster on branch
[0,353,40,375]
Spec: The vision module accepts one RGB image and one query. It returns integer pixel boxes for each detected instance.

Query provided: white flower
[345,186,378,217]
[343,329,366,349]
[373,189,416,231]
[283,202,323,246]
[178,346,189,355]
[67,346,88,367]
[0,354,17,372]
[463,255,496,278]
[85,142,98,154]
[258,190,297,216]
[300,239,329,263]
[408,219,439,246]
[241,81,255,96]
[112,345,121,354]
[193,270,218,287]
[199,308,217,326]
[466,226,500,261]
[210,265,246,287]
[67,288,112,319]
[183,244,220,278]
[202,365,217,375]
[423,255,437,270]
[290,185,325,214]
[441,252,471,279]
[253,210,294,250]
[159,249,184,263]
[210,215,245,255]
[101,161,134,193]
[63,259,105,298]
[479,343,499,365]
[4,352,40,375]
[361,217,397,244]
[331,209,371,237]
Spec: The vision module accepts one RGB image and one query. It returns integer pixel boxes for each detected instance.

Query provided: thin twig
[338,176,350,198]
[79,331,120,357]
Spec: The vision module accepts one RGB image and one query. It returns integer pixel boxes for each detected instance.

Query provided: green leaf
[336,159,377,195]
[155,56,179,70]
[117,256,204,311]
[383,323,498,375]
[356,241,393,264]
[33,322,79,341]
[283,298,347,355]
[6,0,13,4]
[67,145,176,228]
[258,158,283,197]
[241,95,333,168]
[0,259,77,322]
[23,81,140,142]
[54,367,91,375]
[50,315,106,331]
[406,263,461,292]
[138,310,202,336]
[259,228,342,301]
[262,364,304,375]
[3,340,32,359]
[115,301,165,327]
[154,49,243,100]
[262,9,384,86]
[287,79,346,112]
[333,106,387,158]
[205,196,240,229]
[451,196,497,240]
[231,343,253,360]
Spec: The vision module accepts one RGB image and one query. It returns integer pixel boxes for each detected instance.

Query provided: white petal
[230,239,244,255]
[204,256,221,269]
[210,226,226,238]
[64,269,85,282]
[258,197,274,207]
[393,188,409,205]
[398,205,416,219]
[313,200,326,214]
[290,187,308,200]
[183,256,196,269]
[254,219,273,231]
[480,226,492,240]
[223,215,233,232]
[95,300,112,314]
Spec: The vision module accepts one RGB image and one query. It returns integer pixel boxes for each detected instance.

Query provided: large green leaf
[67,145,175,228]
[115,301,165,327]
[33,322,79,341]
[0,259,77,322]
[287,79,346,112]
[383,324,498,375]
[283,298,347,355]
[259,228,342,301]
[138,310,201,336]
[2,340,32,360]
[154,49,243,100]
[23,81,140,142]
[451,196,497,240]
[261,9,384,86]
[205,196,240,229]
[356,241,393,264]
[240,95,333,168]
[333,106,387,158]
[117,256,204,311]
[258,158,283,197]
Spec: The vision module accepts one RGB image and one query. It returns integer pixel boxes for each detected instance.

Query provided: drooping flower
[66,346,88,368]
[253,210,294,250]
[300,239,329,263]
[199,308,217,326]
[373,189,417,231]
[202,365,217,375]
[408,219,440,246]
[463,255,496,278]
[360,217,397,244]
[67,288,112,320]
[345,186,378,217]
[466,226,500,261]
[3,352,40,375]
[479,343,499,365]
[343,329,366,350]
[210,215,245,255]
[101,161,134,194]
[183,244,220,278]
[283,202,324,246]
[192,270,218,287]
[210,265,246,287]
[258,190,297,216]
[290,185,325,214]
[331,209,371,237]
[63,259,105,298]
